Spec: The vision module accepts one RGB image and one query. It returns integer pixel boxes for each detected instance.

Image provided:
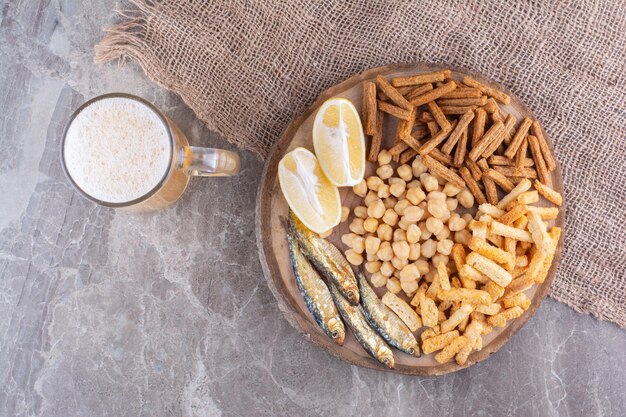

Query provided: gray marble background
[0,1,624,416]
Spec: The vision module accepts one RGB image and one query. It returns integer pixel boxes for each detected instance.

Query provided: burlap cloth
[95,0,626,328]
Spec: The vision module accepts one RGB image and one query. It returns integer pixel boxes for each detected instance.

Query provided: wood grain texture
[256,63,565,376]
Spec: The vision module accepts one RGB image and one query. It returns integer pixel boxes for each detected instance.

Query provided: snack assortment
[279,68,562,368]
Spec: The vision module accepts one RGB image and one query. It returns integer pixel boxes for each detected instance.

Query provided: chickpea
[365,236,381,254]
[380,261,394,277]
[432,254,449,269]
[363,217,379,233]
[403,205,424,222]
[341,233,357,247]
[400,277,419,295]
[397,216,411,230]
[364,190,378,206]
[415,258,430,275]
[425,217,444,235]
[427,198,447,219]
[412,156,428,176]
[366,175,384,191]
[448,213,467,232]
[462,213,474,224]
[382,208,399,226]
[397,164,413,181]
[393,228,407,242]
[377,241,394,261]
[394,199,412,215]
[349,218,366,235]
[388,177,405,186]
[419,222,433,240]
[436,225,451,240]
[427,191,447,201]
[399,263,420,280]
[377,149,392,165]
[377,223,393,241]
[376,164,394,180]
[458,188,475,208]
[422,174,439,192]
[351,236,365,254]
[406,187,426,205]
[406,224,420,243]
[406,179,421,189]
[443,182,462,197]
[446,197,458,211]
[421,239,437,258]
[418,201,429,220]
[367,199,385,219]
[389,181,406,198]
[408,242,421,260]
[345,249,363,265]
[437,238,454,255]
[386,277,402,294]
[391,256,409,270]
[383,196,398,209]
[392,241,410,260]
[440,209,451,223]
[370,272,388,288]
[377,184,391,198]
[393,268,402,278]
[365,261,382,274]
[454,229,472,246]
[353,179,367,197]
[353,205,366,219]
[367,252,379,262]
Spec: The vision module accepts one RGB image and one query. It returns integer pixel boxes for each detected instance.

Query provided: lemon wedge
[313,98,365,187]
[278,147,341,234]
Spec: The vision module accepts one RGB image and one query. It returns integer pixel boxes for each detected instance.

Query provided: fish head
[345,287,360,305]
[377,346,395,369]
[403,340,421,357]
[327,318,345,346]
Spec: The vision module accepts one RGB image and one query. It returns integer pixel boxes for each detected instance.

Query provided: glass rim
[60,92,175,208]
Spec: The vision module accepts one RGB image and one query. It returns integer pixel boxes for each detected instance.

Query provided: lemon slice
[313,98,365,187]
[278,147,341,234]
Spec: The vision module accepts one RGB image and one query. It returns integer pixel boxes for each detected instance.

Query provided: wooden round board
[256,63,565,375]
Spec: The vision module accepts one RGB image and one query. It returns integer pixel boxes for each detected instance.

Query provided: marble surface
[0,1,624,416]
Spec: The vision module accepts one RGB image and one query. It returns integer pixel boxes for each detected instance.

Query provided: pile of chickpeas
[342,149,476,297]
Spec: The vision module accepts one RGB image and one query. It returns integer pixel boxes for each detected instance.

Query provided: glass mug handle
[180,146,240,176]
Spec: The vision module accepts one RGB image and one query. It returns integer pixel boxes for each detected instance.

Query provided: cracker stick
[475,303,502,315]
[405,83,434,101]
[420,292,439,328]
[409,81,457,107]
[530,120,556,171]
[468,121,504,161]
[400,133,423,152]
[498,204,527,225]
[481,126,507,159]
[501,114,517,145]
[391,70,449,87]
[459,264,490,284]
[482,98,498,114]
[410,282,428,307]
[527,211,552,253]
[441,304,474,333]
[471,108,487,147]
[469,220,489,239]
[504,117,533,158]
[478,203,506,218]
[504,274,534,297]
[441,105,478,115]
[427,101,451,131]
[367,110,384,162]
[399,149,417,164]
[497,178,532,209]
[476,159,498,204]
[452,127,468,167]
[527,135,549,184]
[466,252,513,287]
[489,221,533,242]
[534,227,561,283]
[484,168,515,192]
[435,335,469,364]
[525,206,559,220]
[426,121,439,137]
[377,100,412,120]
[418,122,456,154]
[422,330,459,353]
[483,281,505,302]
[394,107,417,144]
[501,293,531,310]
[515,138,528,170]
[442,109,475,154]
[362,81,377,136]
[438,97,488,107]
[466,157,483,181]
[422,154,465,189]
[378,86,414,101]
[431,148,452,166]
[459,167,487,204]
[516,190,539,205]
[388,141,409,157]
[441,88,482,99]
[493,165,538,179]
[375,75,413,110]
[463,76,511,104]
[382,292,422,331]
[488,155,534,167]
[468,236,516,265]
[487,306,524,327]
[524,248,547,283]
[533,180,563,206]
[438,288,492,305]
[420,325,441,341]
[455,320,484,365]
[418,111,435,123]
[436,262,451,291]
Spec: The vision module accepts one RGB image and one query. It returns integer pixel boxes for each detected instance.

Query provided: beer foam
[64,97,171,203]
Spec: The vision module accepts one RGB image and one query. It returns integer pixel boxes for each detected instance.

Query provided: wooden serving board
[255,63,565,375]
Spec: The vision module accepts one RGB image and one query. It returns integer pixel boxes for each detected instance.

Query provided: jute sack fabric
[95,0,626,328]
